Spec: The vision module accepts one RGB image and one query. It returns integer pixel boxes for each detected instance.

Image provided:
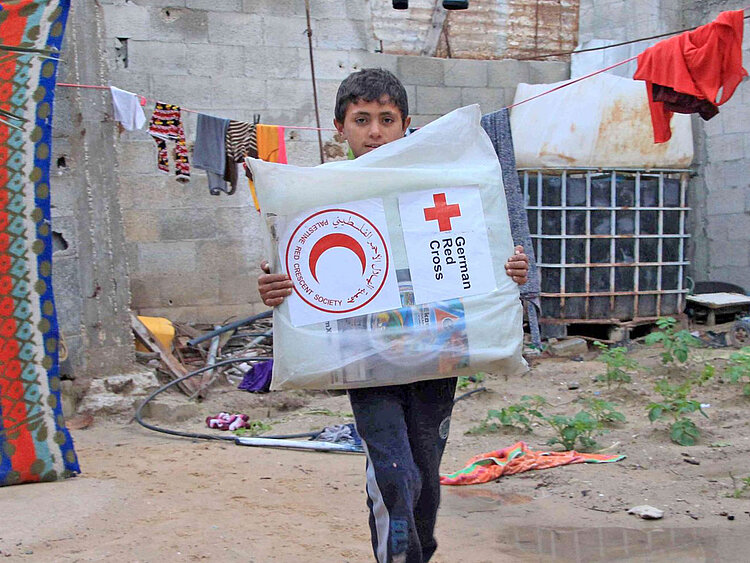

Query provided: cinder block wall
[51,1,570,374]
[578,0,750,290]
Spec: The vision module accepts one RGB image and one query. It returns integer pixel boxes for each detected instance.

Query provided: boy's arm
[258,260,293,307]
[257,246,530,308]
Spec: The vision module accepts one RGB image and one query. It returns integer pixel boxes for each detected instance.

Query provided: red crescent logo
[308,233,367,283]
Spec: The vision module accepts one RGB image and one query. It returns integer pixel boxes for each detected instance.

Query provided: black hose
[186,311,272,346]
[135,357,331,442]
[135,356,272,442]
[453,386,487,404]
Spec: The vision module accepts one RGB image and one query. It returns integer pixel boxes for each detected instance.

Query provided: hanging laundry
[225,120,258,191]
[110,86,146,131]
[256,124,287,164]
[193,113,230,196]
[633,9,747,143]
[149,102,190,182]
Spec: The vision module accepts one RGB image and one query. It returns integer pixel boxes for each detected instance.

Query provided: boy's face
[334,96,411,158]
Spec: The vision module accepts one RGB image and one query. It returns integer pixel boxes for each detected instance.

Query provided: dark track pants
[348,377,457,563]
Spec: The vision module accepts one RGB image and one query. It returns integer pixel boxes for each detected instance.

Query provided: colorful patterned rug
[0,0,79,486]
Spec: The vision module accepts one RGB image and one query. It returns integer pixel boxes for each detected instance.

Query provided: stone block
[528,61,569,84]
[444,59,488,87]
[157,270,220,306]
[725,214,750,240]
[130,274,164,308]
[314,18,369,50]
[265,79,316,111]
[214,205,264,242]
[262,15,310,48]
[706,133,745,162]
[218,272,261,305]
[721,104,750,134]
[244,46,303,79]
[143,397,202,423]
[206,76,266,109]
[138,241,198,274]
[549,337,588,357]
[488,59,531,88]
[409,114,441,128]
[398,56,444,86]
[460,87,506,114]
[243,0,306,16]
[158,208,217,241]
[300,49,355,81]
[353,52,400,75]
[101,3,150,40]
[721,160,749,189]
[346,0,370,20]
[706,187,743,216]
[195,238,257,275]
[127,40,188,76]
[207,11,263,45]
[118,140,163,176]
[415,86,462,115]
[186,0,241,11]
[147,7,208,43]
[185,43,245,77]
[123,209,160,243]
[151,74,217,107]
[709,239,749,268]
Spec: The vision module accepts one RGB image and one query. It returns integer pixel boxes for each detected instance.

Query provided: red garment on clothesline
[633,9,748,143]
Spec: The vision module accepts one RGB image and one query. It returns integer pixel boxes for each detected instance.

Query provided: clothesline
[57,82,338,131]
[57,48,639,129]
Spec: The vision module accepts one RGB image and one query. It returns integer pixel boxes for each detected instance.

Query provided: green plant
[580,397,626,425]
[725,347,750,396]
[593,341,639,389]
[644,317,701,365]
[647,379,707,446]
[728,473,750,498]
[545,411,600,451]
[457,372,486,390]
[469,395,545,434]
[233,420,272,436]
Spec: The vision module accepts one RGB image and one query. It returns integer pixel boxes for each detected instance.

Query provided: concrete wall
[577,0,750,289]
[51,6,136,377]
[50,0,570,374]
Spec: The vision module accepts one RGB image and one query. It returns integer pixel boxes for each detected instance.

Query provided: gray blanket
[481,108,541,346]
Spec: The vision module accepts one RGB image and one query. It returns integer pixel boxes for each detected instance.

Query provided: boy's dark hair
[334,68,409,123]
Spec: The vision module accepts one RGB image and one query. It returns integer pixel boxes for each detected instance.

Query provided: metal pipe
[304,0,325,164]
[234,436,363,453]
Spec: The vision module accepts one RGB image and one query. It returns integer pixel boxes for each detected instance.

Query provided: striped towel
[440,441,625,486]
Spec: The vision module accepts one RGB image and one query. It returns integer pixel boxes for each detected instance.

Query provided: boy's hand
[505,245,529,286]
[258,260,293,307]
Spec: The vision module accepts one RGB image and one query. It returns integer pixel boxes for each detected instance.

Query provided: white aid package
[246,105,527,390]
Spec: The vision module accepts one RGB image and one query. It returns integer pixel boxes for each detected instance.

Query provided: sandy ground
[2,344,750,562]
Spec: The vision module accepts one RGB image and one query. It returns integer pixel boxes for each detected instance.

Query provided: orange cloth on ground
[440,441,625,486]
[633,9,747,143]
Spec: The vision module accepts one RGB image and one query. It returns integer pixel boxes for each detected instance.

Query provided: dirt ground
[2,342,750,562]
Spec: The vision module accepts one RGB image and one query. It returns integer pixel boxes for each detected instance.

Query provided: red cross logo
[423,193,461,232]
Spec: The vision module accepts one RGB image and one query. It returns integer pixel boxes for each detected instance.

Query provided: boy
[258,68,529,562]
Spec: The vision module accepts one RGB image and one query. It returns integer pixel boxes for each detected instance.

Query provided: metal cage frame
[521,168,691,326]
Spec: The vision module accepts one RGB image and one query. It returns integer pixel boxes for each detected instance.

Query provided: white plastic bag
[247,105,527,390]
